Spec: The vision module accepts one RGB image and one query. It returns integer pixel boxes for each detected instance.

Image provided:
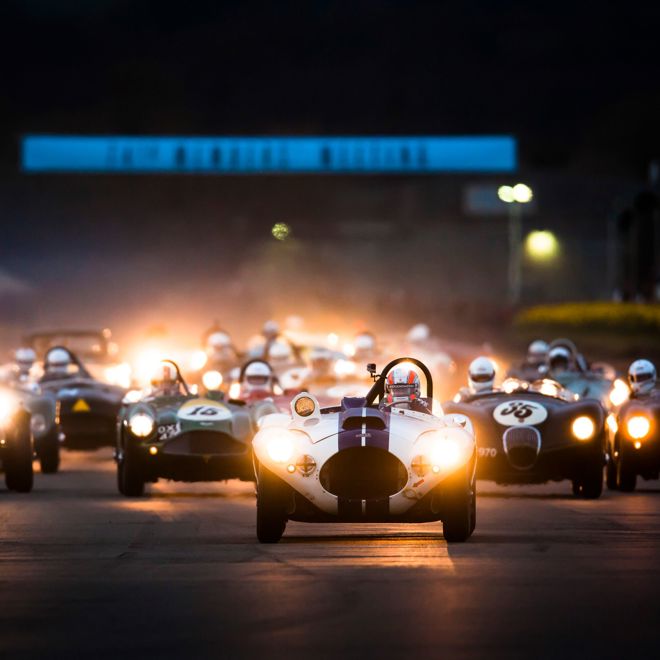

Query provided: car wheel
[617,456,637,492]
[117,446,145,497]
[4,415,34,493]
[440,470,475,543]
[605,457,618,490]
[37,430,60,474]
[575,462,603,499]
[256,463,289,543]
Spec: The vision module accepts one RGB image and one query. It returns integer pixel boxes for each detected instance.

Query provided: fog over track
[0,450,658,657]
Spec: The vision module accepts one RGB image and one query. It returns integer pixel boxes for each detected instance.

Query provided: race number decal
[177,399,232,422]
[478,447,498,458]
[493,400,547,426]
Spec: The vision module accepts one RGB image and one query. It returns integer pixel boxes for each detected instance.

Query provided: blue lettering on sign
[21,136,517,174]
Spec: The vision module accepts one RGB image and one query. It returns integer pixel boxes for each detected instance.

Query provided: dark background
[0,1,659,345]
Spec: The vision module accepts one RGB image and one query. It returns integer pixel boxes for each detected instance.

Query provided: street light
[498,183,534,304]
[525,230,559,261]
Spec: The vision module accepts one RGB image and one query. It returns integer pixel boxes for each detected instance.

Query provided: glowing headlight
[609,379,630,407]
[128,413,155,438]
[190,350,208,371]
[202,370,223,390]
[572,416,595,441]
[0,394,16,424]
[294,396,316,417]
[428,436,463,472]
[606,413,618,434]
[627,415,651,440]
[228,382,242,400]
[266,433,295,463]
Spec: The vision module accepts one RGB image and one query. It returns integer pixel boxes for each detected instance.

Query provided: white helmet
[468,357,496,393]
[354,332,375,357]
[268,341,292,364]
[628,359,656,396]
[15,347,36,375]
[548,346,572,375]
[207,331,232,350]
[407,323,431,345]
[385,366,421,406]
[45,348,71,376]
[242,361,273,395]
[527,340,549,365]
[262,320,280,340]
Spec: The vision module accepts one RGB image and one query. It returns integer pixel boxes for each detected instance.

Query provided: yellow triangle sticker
[72,398,91,413]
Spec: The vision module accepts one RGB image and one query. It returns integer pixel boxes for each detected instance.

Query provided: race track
[1,450,659,659]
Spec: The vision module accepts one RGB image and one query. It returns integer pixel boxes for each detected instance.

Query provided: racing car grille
[319,447,407,500]
[503,426,541,470]
[163,431,247,457]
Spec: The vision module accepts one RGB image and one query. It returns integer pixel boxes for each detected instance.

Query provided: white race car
[252,358,477,544]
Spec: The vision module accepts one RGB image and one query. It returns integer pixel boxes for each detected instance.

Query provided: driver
[40,348,73,382]
[206,331,237,370]
[467,357,496,394]
[526,340,549,369]
[240,361,275,400]
[628,359,657,398]
[12,347,37,383]
[353,332,377,363]
[380,367,429,412]
[547,346,574,379]
[150,362,180,397]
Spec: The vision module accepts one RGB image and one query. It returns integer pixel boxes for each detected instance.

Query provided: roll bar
[365,357,433,405]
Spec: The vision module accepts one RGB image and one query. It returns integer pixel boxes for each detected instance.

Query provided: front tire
[117,445,145,497]
[617,456,637,492]
[37,430,60,474]
[572,462,603,499]
[440,469,476,543]
[256,463,290,543]
[4,415,34,493]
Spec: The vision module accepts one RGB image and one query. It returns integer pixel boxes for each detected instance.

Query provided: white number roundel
[493,399,547,426]
[177,399,232,421]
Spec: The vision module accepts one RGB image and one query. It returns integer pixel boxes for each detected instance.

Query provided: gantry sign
[22,136,516,174]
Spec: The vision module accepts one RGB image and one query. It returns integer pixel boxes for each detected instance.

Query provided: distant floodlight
[271,222,291,241]
[497,185,515,203]
[525,230,558,261]
[512,183,533,203]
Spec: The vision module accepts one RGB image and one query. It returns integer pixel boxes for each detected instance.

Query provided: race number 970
[478,447,497,458]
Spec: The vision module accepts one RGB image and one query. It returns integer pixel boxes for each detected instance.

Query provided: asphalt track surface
[1,450,659,659]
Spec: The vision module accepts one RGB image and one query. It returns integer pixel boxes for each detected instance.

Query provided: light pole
[498,183,533,305]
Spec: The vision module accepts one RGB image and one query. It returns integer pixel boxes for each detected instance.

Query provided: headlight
[572,416,596,441]
[202,370,223,390]
[424,432,468,473]
[266,432,295,463]
[606,413,618,434]
[0,394,17,425]
[626,415,651,440]
[128,413,155,438]
[609,379,630,407]
[294,396,316,417]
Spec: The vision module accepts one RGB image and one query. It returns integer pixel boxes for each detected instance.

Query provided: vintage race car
[116,361,274,496]
[444,378,605,498]
[0,384,34,492]
[31,346,126,471]
[605,391,660,492]
[252,358,477,544]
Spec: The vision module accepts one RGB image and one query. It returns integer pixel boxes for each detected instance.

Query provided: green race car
[116,361,274,496]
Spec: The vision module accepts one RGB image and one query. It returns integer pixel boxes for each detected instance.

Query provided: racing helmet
[628,359,656,396]
[242,361,274,396]
[527,340,549,366]
[468,357,496,393]
[15,347,37,376]
[207,331,232,351]
[268,340,293,365]
[547,346,572,375]
[385,367,421,405]
[262,320,280,341]
[407,323,431,345]
[44,348,72,376]
[353,332,376,360]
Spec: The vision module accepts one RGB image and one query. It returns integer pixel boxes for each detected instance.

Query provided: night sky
[2,0,659,175]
